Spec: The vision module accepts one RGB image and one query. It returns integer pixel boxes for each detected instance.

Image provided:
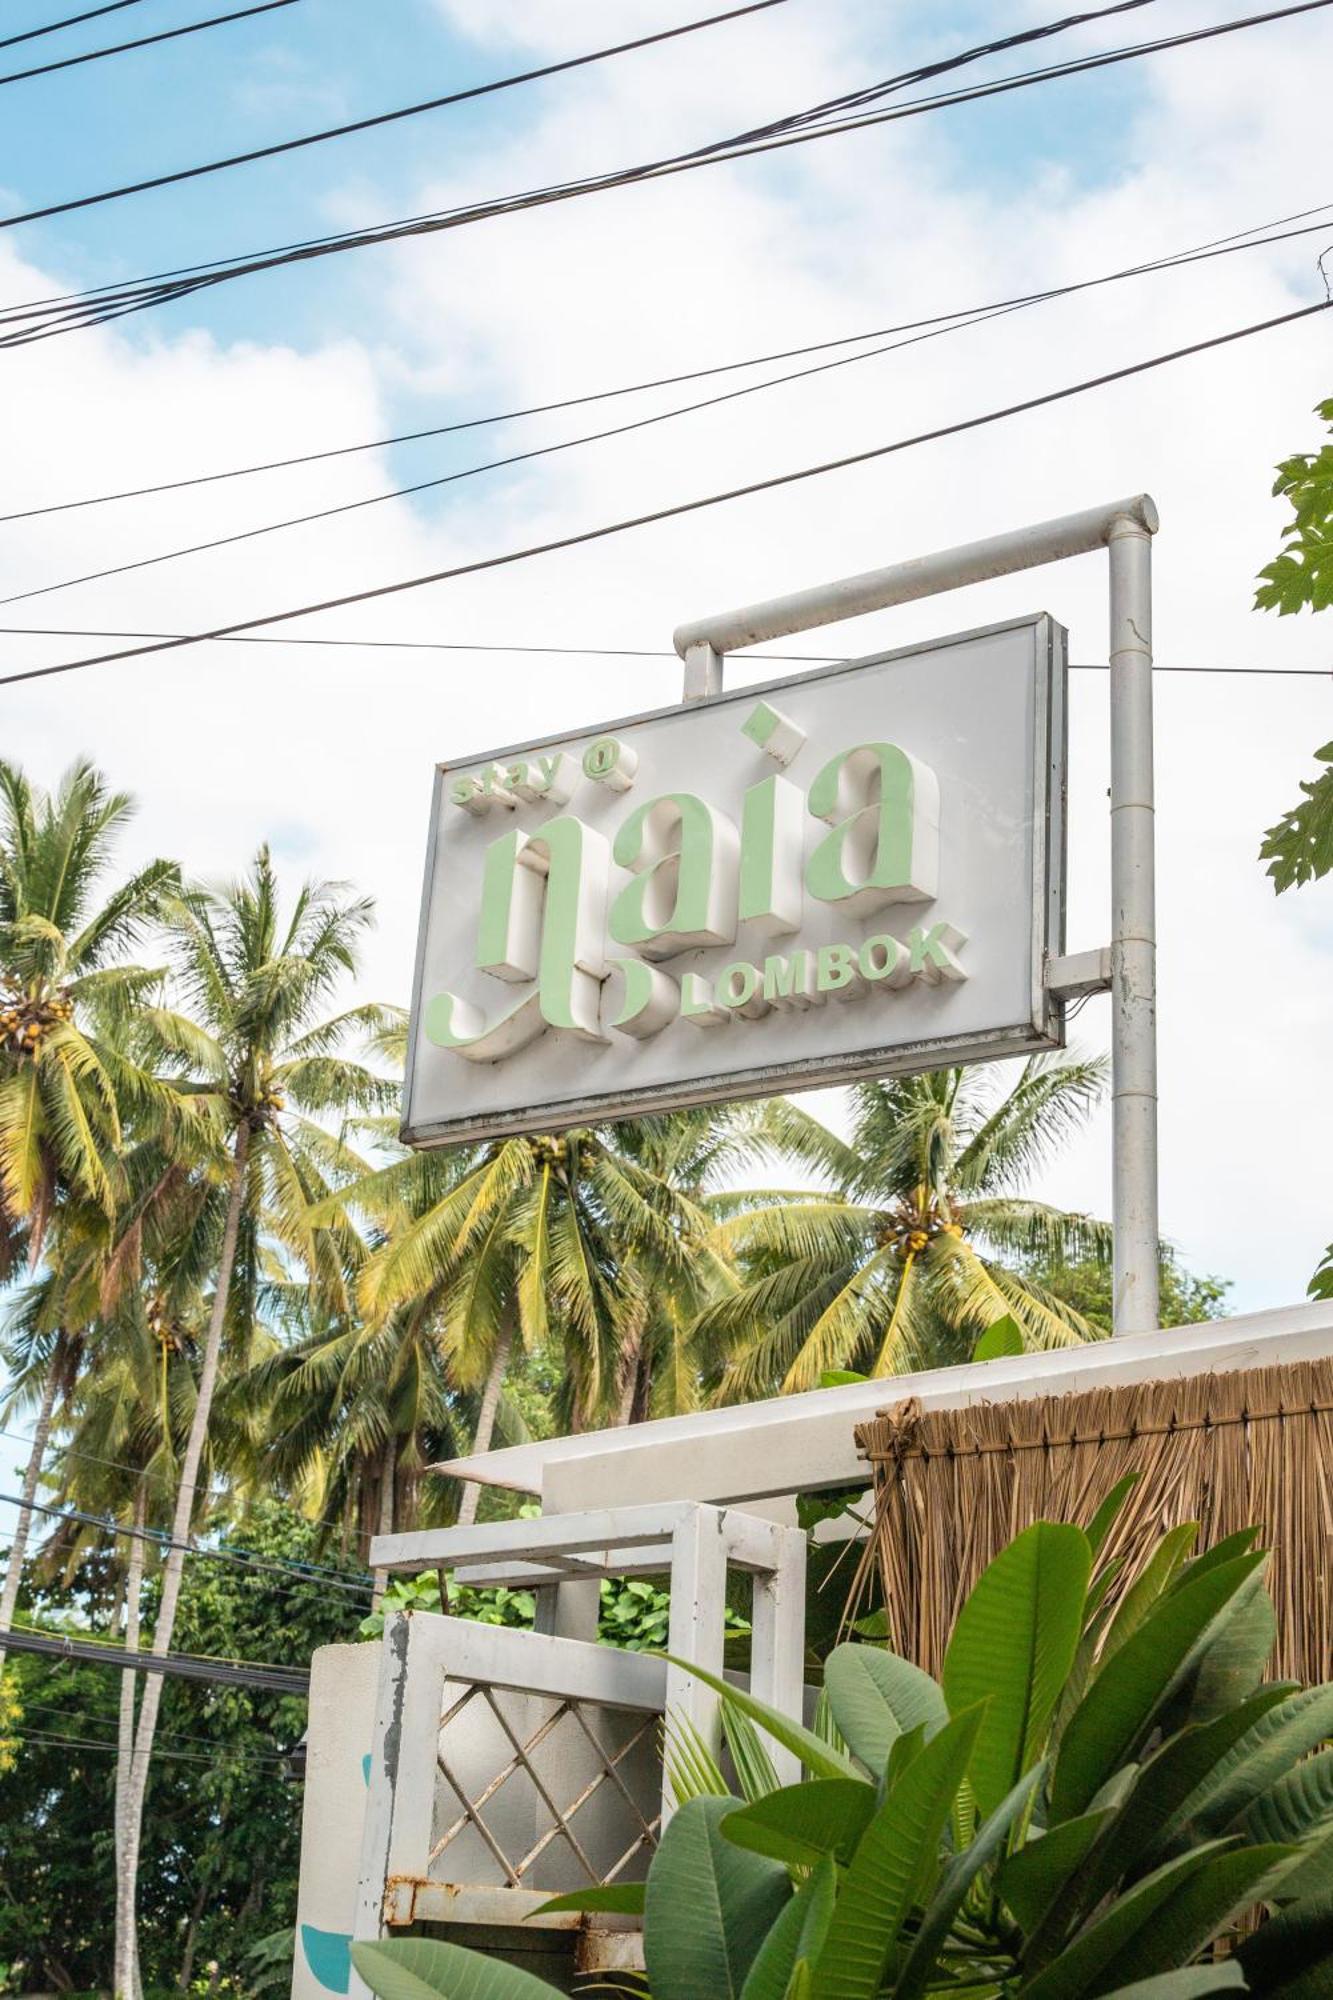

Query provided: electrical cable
[0,1422,384,1561]
[3,0,1329,345]
[0,1487,375,1600]
[11,1726,293,1765]
[0,0,156,53]
[18,1697,298,1764]
[2,1619,311,1690]
[0,0,298,90]
[3,295,1326,690]
[12,204,1333,610]
[1,629,1324,675]
[0,0,790,223]
[9,191,1329,529]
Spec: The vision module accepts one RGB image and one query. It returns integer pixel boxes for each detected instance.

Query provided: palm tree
[114,845,398,1998]
[332,1103,773,1525]
[0,759,182,1672]
[700,1056,1112,1399]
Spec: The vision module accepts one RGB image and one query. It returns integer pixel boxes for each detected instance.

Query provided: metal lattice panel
[428,1682,660,1893]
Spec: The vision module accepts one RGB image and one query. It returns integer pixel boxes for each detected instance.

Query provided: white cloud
[5,0,1333,1311]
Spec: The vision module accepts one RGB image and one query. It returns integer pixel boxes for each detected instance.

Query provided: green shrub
[351,1498,1333,1997]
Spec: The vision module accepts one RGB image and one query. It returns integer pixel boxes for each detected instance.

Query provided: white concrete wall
[293,1642,380,2000]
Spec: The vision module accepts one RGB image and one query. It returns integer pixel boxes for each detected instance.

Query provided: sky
[2,0,1332,1318]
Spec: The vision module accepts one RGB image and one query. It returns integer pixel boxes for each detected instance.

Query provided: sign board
[402,614,1067,1147]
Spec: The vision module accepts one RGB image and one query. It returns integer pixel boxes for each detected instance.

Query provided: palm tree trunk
[455,1323,512,1529]
[0,1332,64,1674]
[116,1121,250,2000]
[613,1320,647,1428]
[370,1438,395,1612]
[113,1481,147,2000]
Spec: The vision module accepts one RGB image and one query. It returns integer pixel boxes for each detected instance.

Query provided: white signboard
[402,615,1066,1147]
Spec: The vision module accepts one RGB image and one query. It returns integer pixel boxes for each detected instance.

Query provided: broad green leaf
[1097,1970,1246,1999]
[665,1656,860,1782]
[1101,1524,1198,1660]
[1016,1842,1239,2000]
[943,1521,1091,1816]
[351,1938,560,2000]
[1051,1551,1267,1822]
[644,1796,791,2000]
[1086,1474,1139,1559]
[1079,1687,1296,1899]
[1169,1529,1261,1593]
[1244,1747,1333,1848]
[532,1882,645,1916]
[1273,1823,1333,1905]
[740,1854,836,2000]
[1169,1685,1333,1846]
[973,1314,1024,1361]
[812,1706,985,2000]
[894,1764,1046,2000]
[1177,1569,1277,1722]
[823,1644,946,1775]
[820,1368,868,1387]
[1090,1844,1299,1992]
[1237,1882,1333,1995]
[997,1809,1115,1934]
[722,1780,875,1870]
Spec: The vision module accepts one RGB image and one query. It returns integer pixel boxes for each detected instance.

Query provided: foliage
[0,1667,18,1774]
[1254,401,1333,892]
[1309,1245,1333,1302]
[1024,1251,1231,1335]
[359,1565,749,1652]
[0,1503,359,1995]
[354,1509,1333,1999]
[699,1056,1114,1396]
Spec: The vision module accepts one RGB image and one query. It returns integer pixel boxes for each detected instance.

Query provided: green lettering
[805,742,939,916]
[609,793,739,958]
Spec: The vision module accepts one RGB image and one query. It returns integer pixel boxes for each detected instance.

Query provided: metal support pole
[682,639,724,702]
[1108,514,1160,1335]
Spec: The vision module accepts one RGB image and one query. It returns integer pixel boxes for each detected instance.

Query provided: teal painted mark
[301,1925,352,1995]
[361,1753,372,1787]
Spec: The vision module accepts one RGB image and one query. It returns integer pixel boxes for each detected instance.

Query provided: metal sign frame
[401,613,1067,1151]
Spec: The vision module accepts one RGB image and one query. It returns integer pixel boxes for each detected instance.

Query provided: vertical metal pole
[1107,512,1160,1335]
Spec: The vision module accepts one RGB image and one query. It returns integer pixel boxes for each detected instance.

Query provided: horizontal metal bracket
[1046,947,1112,1001]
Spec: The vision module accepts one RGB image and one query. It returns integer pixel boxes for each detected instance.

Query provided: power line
[0,1487,374,1601]
[0,1623,309,1691]
[2,296,1327,690]
[11,206,1333,610]
[1,629,1325,676]
[9,192,1329,529]
[18,1697,297,1764]
[11,1726,293,1766]
[0,0,155,53]
[0,0,790,222]
[4,0,1328,345]
[0,0,298,89]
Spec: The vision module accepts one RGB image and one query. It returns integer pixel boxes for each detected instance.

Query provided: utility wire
[0,0,155,52]
[3,296,1327,690]
[4,0,1328,344]
[18,1697,297,1764]
[0,1622,309,1691]
[1,0,790,223]
[2,629,1325,676]
[10,192,1328,528]
[11,1726,294,1765]
[0,0,297,89]
[10,203,1333,609]
[0,1487,375,1600]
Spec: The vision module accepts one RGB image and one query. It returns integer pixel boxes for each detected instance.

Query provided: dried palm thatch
[855,1356,1333,1683]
